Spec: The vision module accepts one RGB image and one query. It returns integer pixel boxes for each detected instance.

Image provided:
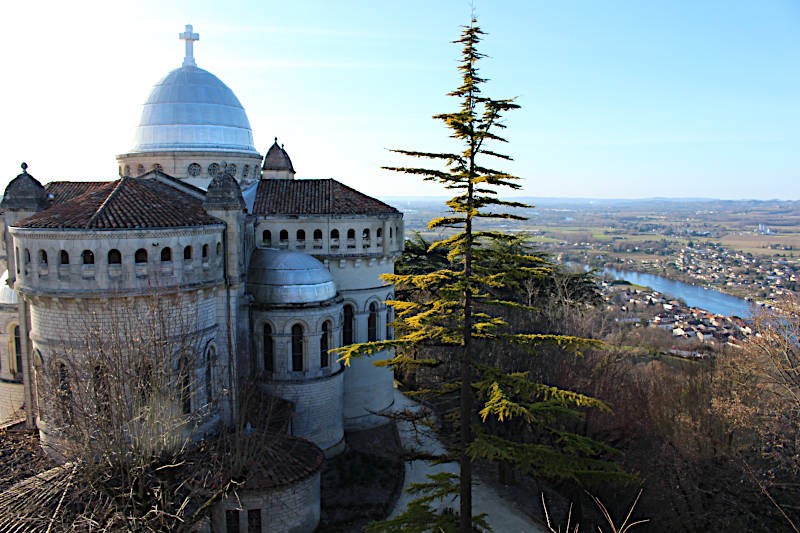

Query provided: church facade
[0,25,402,531]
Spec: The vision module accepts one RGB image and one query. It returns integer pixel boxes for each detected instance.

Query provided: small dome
[248,249,336,305]
[1,163,49,211]
[131,67,260,155]
[262,138,295,173]
[0,270,17,305]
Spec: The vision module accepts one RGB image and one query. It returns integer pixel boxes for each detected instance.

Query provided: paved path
[389,388,547,532]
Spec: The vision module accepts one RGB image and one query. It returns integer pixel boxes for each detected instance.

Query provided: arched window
[205,346,215,405]
[291,324,304,372]
[216,242,222,256]
[386,303,394,340]
[183,246,192,261]
[82,250,94,265]
[296,229,305,241]
[363,228,370,240]
[368,302,379,342]
[377,228,383,238]
[313,229,322,240]
[279,229,289,242]
[331,229,340,240]
[39,250,48,265]
[263,324,274,373]
[135,249,148,264]
[262,230,272,246]
[320,321,331,368]
[24,249,30,265]
[389,227,393,239]
[202,244,209,261]
[60,250,69,265]
[108,249,121,264]
[161,247,172,262]
[180,356,192,415]
[347,229,355,240]
[12,325,22,380]
[343,305,354,345]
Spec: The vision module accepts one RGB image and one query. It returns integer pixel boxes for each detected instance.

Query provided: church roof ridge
[15,178,221,230]
[253,178,400,216]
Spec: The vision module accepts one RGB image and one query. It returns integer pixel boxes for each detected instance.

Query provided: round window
[208,163,220,177]
[188,163,201,176]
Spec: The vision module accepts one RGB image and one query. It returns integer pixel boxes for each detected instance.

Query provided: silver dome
[248,249,337,305]
[131,66,260,155]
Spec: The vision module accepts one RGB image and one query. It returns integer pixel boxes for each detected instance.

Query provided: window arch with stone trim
[135,248,148,264]
[82,250,94,265]
[263,323,275,373]
[39,249,48,265]
[368,301,379,342]
[183,246,192,261]
[343,304,355,345]
[8,323,22,381]
[320,320,332,368]
[262,230,272,246]
[161,247,172,262]
[291,323,304,372]
[204,343,216,405]
[60,250,70,265]
[179,354,192,415]
[108,249,122,264]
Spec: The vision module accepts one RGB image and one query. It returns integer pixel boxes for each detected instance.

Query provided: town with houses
[601,279,754,360]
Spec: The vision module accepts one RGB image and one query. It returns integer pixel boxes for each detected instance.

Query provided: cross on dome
[180,24,200,67]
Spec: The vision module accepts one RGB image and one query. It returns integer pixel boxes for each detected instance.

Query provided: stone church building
[0,25,403,531]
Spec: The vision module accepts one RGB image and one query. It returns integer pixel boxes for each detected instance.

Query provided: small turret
[261,138,295,179]
[1,163,49,211]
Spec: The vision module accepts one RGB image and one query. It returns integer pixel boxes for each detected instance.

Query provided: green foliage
[365,473,490,533]
[338,18,629,532]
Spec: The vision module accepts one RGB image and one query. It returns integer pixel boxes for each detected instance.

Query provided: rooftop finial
[21,162,28,173]
[179,24,200,68]
[274,137,278,143]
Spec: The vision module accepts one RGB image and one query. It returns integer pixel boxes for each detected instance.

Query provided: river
[597,267,753,318]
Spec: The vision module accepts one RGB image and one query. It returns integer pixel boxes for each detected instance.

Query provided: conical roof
[262,138,295,172]
[1,163,49,211]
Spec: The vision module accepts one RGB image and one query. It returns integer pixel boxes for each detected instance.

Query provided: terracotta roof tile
[45,181,109,205]
[17,178,221,229]
[253,179,400,216]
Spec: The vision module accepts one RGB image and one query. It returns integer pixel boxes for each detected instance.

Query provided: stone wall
[10,227,225,296]
[260,369,345,456]
[212,473,321,532]
[116,150,263,189]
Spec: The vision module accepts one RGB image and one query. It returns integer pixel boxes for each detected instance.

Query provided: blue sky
[1,0,798,199]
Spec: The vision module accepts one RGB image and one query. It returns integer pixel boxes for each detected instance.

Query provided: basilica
[0,25,403,531]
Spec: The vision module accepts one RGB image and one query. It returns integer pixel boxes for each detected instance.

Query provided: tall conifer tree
[340,19,627,531]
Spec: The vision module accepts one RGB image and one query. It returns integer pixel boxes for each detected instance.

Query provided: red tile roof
[45,181,110,205]
[253,179,400,216]
[17,178,221,229]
